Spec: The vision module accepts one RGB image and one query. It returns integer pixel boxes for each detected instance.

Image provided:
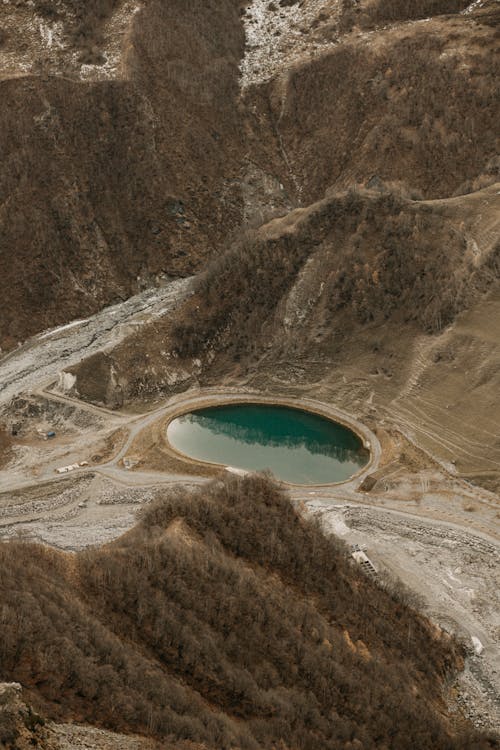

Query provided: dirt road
[0,278,498,731]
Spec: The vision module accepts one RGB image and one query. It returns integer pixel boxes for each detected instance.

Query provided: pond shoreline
[159,392,380,489]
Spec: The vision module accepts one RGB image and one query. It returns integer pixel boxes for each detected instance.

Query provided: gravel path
[305,500,500,732]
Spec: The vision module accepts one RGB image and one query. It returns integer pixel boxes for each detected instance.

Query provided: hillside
[65,182,500,491]
[246,0,500,203]
[1,0,499,348]
[55,0,500,495]
[0,0,245,349]
[0,475,498,749]
[1,0,499,746]
[0,682,187,750]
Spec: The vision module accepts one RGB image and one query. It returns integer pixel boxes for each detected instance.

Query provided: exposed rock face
[0,682,23,706]
[63,352,124,408]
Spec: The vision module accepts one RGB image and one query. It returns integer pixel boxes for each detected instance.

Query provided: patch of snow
[79,57,116,82]
[38,18,65,50]
[471,635,484,655]
[226,466,250,476]
[58,371,77,393]
[75,0,143,81]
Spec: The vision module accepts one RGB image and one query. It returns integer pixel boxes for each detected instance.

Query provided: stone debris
[0,278,192,409]
[308,501,500,732]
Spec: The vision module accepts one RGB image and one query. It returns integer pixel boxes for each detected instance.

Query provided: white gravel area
[307,500,500,732]
[240,0,340,88]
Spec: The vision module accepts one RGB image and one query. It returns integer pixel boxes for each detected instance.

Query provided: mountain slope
[64,182,500,492]
[245,0,500,204]
[0,475,497,749]
[1,0,499,348]
[0,0,245,349]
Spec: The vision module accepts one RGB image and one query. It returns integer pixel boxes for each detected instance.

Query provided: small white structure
[471,636,484,656]
[56,463,79,474]
[352,548,377,575]
[55,461,88,474]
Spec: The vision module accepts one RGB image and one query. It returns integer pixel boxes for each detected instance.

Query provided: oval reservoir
[166,404,370,485]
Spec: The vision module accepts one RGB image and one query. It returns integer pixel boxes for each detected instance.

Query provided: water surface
[167,404,369,484]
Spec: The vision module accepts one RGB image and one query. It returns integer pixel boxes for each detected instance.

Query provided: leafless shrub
[0,475,496,748]
[340,0,472,30]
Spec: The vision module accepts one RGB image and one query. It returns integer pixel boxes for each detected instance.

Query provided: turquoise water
[166,404,369,484]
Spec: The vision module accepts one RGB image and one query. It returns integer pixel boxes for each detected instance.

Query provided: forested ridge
[1,476,498,749]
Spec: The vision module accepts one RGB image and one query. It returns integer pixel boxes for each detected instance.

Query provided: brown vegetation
[0,683,48,750]
[0,0,245,348]
[170,187,500,365]
[0,475,498,749]
[1,0,498,349]
[65,184,499,409]
[250,6,500,203]
[340,0,472,31]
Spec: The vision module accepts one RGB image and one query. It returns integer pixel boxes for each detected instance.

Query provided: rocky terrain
[0,0,499,747]
[0,682,183,750]
[1,0,498,348]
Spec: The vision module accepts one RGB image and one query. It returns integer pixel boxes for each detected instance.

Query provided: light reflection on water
[167,404,369,485]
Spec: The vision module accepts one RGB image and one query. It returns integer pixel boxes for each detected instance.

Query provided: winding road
[0,279,498,731]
